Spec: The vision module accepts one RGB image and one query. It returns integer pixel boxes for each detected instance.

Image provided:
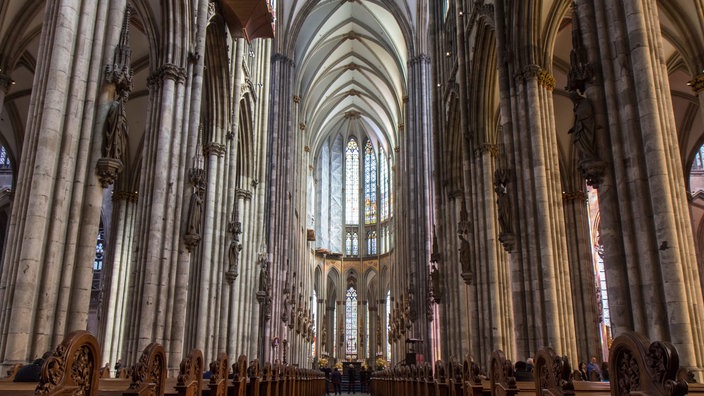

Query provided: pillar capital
[112,190,139,202]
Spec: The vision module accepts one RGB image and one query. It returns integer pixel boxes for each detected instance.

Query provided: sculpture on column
[256,261,272,321]
[226,221,242,283]
[321,314,328,351]
[566,6,605,188]
[457,204,473,285]
[494,168,515,252]
[98,6,133,187]
[184,181,204,250]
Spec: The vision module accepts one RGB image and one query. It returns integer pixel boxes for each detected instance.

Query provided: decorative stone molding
[299,122,306,131]
[344,110,361,119]
[474,143,498,157]
[344,31,360,40]
[687,73,704,94]
[304,145,310,152]
[409,54,431,65]
[112,190,139,202]
[96,158,124,188]
[203,142,226,157]
[292,95,301,103]
[562,191,587,202]
[236,188,252,200]
[517,64,555,90]
[271,53,294,66]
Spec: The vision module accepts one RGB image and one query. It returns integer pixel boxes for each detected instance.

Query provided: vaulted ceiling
[282,0,412,156]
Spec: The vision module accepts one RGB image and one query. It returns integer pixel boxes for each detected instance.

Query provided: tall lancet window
[345,138,360,225]
[364,139,377,224]
[345,287,358,355]
[367,230,377,255]
[379,147,389,221]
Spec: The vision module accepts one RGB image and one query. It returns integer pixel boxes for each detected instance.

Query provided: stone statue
[259,261,270,293]
[458,232,471,274]
[186,189,203,237]
[494,171,511,235]
[104,97,129,163]
[227,239,241,279]
[568,91,598,161]
[281,294,289,323]
[430,264,442,303]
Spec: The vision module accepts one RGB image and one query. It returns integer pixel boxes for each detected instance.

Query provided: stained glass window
[345,287,358,355]
[346,138,360,224]
[346,232,352,256]
[367,230,377,255]
[312,290,317,357]
[352,232,359,256]
[380,147,389,221]
[364,139,377,224]
[0,146,10,169]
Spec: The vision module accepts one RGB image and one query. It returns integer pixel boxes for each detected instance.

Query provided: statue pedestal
[96,157,123,187]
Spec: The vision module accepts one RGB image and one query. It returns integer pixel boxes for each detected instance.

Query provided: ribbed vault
[292,1,409,156]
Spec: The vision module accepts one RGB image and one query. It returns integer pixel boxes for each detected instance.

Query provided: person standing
[332,368,342,395]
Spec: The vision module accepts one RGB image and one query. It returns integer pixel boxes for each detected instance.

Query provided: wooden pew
[229,355,247,396]
[123,343,168,396]
[246,359,260,396]
[35,329,101,396]
[534,347,574,396]
[489,350,518,396]
[609,331,688,396]
[175,349,203,396]
[207,353,228,396]
[0,364,23,382]
[463,354,488,396]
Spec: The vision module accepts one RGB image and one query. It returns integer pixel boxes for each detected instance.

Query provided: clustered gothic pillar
[575,0,704,371]
[100,190,138,367]
[393,52,434,361]
[264,51,296,362]
[494,0,579,363]
[0,0,120,366]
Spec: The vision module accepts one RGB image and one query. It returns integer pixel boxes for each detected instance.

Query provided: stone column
[562,190,601,362]
[0,0,120,367]
[494,0,578,363]
[264,52,295,362]
[399,53,434,361]
[576,0,704,371]
[100,190,138,368]
[466,145,516,368]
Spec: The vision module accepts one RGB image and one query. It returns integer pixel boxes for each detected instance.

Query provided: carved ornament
[687,73,704,94]
[112,190,139,202]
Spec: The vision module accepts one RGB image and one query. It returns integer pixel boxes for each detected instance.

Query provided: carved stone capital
[149,63,187,87]
[688,73,704,94]
[562,191,587,202]
[579,158,607,189]
[183,232,201,251]
[293,95,301,103]
[96,158,124,188]
[112,190,138,202]
[517,64,555,90]
[236,188,252,200]
[474,143,499,157]
[203,142,226,157]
